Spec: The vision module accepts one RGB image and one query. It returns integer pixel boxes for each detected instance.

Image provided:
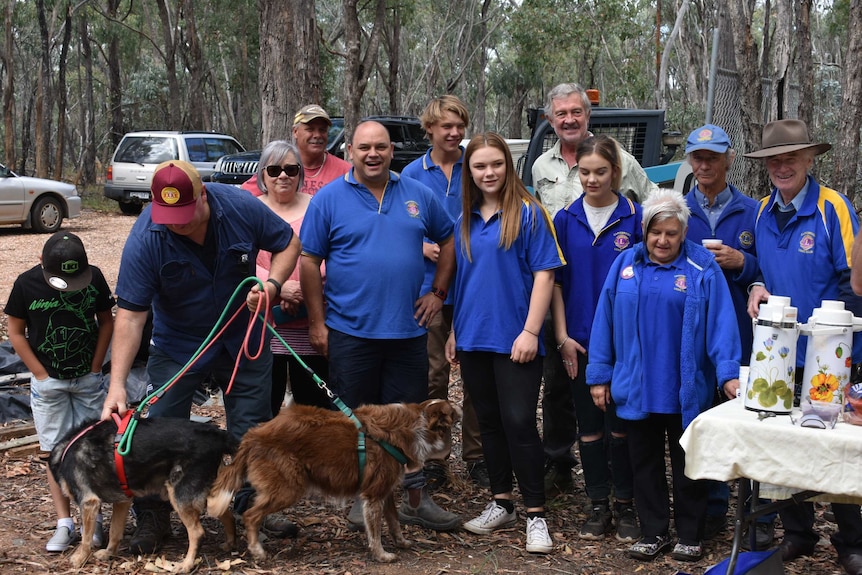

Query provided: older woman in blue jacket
[586,188,741,563]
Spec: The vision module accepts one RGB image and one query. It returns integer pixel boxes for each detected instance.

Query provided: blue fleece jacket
[586,239,741,428]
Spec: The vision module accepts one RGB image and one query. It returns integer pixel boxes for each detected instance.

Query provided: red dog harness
[112,412,134,498]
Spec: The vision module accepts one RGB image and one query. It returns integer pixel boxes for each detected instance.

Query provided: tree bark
[182,0,209,130]
[53,1,72,180]
[79,7,96,186]
[342,0,386,143]
[154,0,180,128]
[831,0,862,203]
[35,0,53,178]
[2,0,15,169]
[795,0,814,127]
[726,1,768,195]
[260,0,319,146]
[106,0,124,149]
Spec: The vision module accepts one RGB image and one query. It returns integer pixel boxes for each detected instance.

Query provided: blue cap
[685,124,731,154]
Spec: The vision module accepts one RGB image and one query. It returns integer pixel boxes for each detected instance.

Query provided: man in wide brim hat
[745,118,862,575]
[743,118,831,158]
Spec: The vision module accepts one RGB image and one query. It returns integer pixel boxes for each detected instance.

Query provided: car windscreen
[186,137,244,163]
[114,137,179,164]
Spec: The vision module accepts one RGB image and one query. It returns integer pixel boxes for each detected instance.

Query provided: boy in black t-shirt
[4,232,115,552]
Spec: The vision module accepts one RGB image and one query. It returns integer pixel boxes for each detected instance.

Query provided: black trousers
[627,413,708,543]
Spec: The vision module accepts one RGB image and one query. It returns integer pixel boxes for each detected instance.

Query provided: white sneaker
[526,516,553,553]
[46,525,76,552]
[463,501,516,535]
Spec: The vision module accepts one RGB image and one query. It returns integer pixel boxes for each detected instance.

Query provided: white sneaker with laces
[526,516,554,553]
[463,501,517,535]
[46,525,75,552]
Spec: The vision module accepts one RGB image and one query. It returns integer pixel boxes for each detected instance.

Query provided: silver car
[104,131,244,215]
[0,163,81,233]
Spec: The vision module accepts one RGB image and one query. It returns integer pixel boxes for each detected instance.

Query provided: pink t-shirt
[301,153,351,196]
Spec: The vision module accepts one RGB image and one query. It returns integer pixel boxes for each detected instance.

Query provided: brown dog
[207,399,461,563]
[49,417,237,573]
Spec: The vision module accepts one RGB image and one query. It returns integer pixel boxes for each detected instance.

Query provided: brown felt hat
[744,119,831,158]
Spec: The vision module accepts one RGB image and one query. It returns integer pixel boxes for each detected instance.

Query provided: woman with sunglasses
[255,140,331,414]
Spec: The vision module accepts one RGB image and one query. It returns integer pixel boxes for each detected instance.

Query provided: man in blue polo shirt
[745,119,862,575]
[300,120,460,532]
[682,124,764,544]
[101,160,301,554]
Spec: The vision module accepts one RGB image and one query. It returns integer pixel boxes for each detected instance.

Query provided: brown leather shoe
[839,552,862,575]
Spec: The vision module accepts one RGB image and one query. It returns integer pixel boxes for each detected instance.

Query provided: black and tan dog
[207,399,461,563]
[49,416,237,572]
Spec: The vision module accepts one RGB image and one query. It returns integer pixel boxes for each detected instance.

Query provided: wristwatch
[430,286,447,300]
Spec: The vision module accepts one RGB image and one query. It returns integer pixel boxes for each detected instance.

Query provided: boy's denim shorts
[30,372,106,452]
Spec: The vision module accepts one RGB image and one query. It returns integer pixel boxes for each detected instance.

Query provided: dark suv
[211,115,429,186]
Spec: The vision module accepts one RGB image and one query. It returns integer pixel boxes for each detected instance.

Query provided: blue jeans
[145,345,272,442]
[327,329,428,408]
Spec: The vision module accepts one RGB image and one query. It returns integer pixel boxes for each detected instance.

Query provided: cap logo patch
[697,129,714,142]
[60,259,79,274]
[161,186,181,204]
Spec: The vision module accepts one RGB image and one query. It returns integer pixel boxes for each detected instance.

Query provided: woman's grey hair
[545,83,592,117]
[256,140,304,195]
[642,188,690,231]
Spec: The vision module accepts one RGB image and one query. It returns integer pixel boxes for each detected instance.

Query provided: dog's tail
[206,449,247,518]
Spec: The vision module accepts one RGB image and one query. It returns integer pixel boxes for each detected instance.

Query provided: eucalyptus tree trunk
[2,0,15,168]
[53,2,72,180]
[342,0,385,143]
[831,0,862,204]
[260,0,319,146]
[795,0,814,128]
[725,2,768,195]
[79,7,96,186]
[106,0,124,148]
[154,0,180,128]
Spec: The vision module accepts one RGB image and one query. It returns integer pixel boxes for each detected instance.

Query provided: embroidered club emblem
[697,128,714,142]
[739,230,754,248]
[161,186,181,205]
[799,231,815,253]
[405,201,420,218]
[621,265,634,279]
[613,232,631,251]
[674,275,687,292]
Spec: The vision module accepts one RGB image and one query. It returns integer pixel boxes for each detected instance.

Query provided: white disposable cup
[702,238,723,247]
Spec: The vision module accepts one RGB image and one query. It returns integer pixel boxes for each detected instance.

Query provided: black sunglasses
[265,163,301,178]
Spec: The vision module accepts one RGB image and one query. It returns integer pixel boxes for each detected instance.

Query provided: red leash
[112,412,135,497]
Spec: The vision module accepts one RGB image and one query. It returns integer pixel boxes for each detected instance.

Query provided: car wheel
[30,196,63,233]
[119,201,143,216]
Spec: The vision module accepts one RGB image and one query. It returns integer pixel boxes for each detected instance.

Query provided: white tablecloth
[680,398,862,503]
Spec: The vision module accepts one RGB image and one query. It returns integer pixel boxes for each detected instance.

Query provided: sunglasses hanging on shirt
[266,164,301,178]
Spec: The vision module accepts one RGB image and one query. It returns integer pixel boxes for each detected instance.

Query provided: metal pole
[705,21,720,124]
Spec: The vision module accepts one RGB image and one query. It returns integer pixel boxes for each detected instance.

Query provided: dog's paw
[93,549,112,561]
[372,550,398,563]
[249,543,267,562]
[395,538,411,550]
[69,547,90,568]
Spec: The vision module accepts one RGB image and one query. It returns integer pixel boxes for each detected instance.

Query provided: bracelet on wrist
[266,278,282,294]
[556,336,570,351]
[430,286,447,300]
[523,328,539,337]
